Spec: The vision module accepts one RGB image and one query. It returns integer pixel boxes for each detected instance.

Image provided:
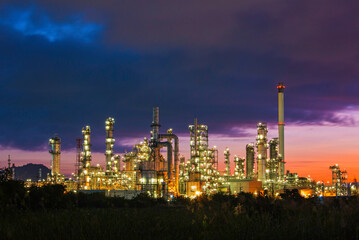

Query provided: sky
[0,0,359,182]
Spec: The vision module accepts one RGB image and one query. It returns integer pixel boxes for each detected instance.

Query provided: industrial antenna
[7,155,10,169]
[38,168,42,182]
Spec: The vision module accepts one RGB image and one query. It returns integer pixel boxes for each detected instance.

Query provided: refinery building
[42,83,350,198]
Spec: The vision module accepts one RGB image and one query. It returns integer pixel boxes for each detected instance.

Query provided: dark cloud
[0,1,359,152]
[0,5,102,42]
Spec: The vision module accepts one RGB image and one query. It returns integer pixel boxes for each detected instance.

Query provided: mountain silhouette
[13,163,50,181]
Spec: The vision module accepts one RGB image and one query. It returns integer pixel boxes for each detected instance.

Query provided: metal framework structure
[329,164,348,196]
[234,156,245,179]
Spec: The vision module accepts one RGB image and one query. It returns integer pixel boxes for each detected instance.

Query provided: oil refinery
[14,83,357,198]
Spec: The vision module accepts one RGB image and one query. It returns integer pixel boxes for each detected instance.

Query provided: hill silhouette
[14,163,50,181]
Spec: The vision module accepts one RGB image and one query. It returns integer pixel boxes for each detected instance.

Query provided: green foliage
[280,189,303,200]
[0,168,13,182]
[28,184,74,209]
[0,185,359,239]
[0,180,26,209]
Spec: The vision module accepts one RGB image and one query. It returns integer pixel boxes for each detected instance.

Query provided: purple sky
[0,1,359,181]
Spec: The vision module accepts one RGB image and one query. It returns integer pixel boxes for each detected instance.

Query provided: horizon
[2,104,359,183]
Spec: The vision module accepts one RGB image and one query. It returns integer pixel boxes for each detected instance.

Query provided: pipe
[159,133,179,187]
[158,141,173,182]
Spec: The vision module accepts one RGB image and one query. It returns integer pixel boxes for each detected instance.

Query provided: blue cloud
[0,7,102,42]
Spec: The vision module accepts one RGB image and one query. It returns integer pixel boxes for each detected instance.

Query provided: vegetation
[0,178,359,239]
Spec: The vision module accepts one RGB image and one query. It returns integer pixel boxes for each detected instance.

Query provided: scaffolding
[186,119,218,195]
[234,156,245,179]
[329,164,348,196]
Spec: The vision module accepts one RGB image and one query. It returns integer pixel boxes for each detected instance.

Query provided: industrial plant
[7,83,356,198]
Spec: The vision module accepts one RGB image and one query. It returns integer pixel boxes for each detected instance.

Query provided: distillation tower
[246,144,255,178]
[256,122,268,182]
[81,126,92,187]
[224,148,230,176]
[267,138,279,181]
[49,136,61,176]
[105,117,115,175]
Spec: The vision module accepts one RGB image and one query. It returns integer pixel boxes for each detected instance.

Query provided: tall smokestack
[277,82,285,178]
